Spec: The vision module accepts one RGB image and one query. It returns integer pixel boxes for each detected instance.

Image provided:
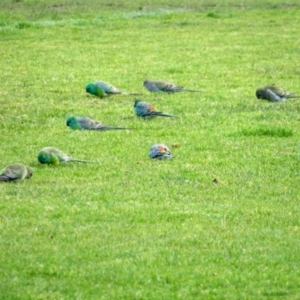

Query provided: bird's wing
[149,147,160,158]
[136,102,155,115]
[265,88,283,101]
[0,165,20,180]
[49,148,69,162]
[0,173,13,180]
[77,117,97,129]
[150,145,165,158]
[268,85,286,97]
[154,81,182,92]
[144,81,159,92]
[97,81,122,94]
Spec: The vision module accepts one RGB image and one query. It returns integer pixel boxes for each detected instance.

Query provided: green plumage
[38,147,95,164]
[85,81,141,98]
[0,163,33,182]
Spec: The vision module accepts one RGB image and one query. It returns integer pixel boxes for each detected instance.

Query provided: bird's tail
[0,175,10,181]
[69,158,98,163]
[92,126,132,130]
[152,154,173,159]
[287,94,300,99]
[182,89,204,93]
[152,112,177,118]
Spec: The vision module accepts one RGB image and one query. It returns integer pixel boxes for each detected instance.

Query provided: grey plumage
[144,80,203,93]
[256,84,299,102]
[0,163,33,182]
[134,100,176,119]
[66,116,130,130]
[149,144,173,159]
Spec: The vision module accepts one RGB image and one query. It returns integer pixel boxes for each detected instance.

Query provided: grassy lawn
[1,0,300,299]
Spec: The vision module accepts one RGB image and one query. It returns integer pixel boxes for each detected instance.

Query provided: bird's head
[38,151,59,165]
[143,80,149,86]
[158,145,168,153]
[255,88,263,99]
[66,116,77,128]
[66,117,72,127]
[38,151,50,164]
[85,83,97,95]
[26,166,33,179]
[66,116,81,130]
[134,99,142,107]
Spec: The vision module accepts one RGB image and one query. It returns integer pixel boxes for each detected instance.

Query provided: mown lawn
[0,1,300,299]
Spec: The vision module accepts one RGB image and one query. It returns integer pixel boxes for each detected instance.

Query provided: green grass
[1,1,300,299]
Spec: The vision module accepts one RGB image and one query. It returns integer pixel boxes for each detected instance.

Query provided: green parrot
[256,84,299,102]
[85,80,141,98]
[38,147,95,165]
[0,163,33,182]
[144,80,203,93]
[66,116,131,130]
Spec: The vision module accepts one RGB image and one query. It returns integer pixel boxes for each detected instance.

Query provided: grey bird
[149,144,173,159]
[0,163,33,182]
[66,116,131,130]
[134,100,176,119]
[256,84,299,102]
[144,80,203,93]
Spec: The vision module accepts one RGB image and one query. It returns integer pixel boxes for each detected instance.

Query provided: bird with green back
[86,81,141,98]
[38,147,95,165]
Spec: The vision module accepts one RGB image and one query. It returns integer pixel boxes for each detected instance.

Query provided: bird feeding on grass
[149,144,173,159]
[86,80,141,98]
[144,80,203,93]
[38,147,96,165]
[66,116,131,131]
[0,163,33,182]
[134,100,176,119]
[256,84,299,102]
